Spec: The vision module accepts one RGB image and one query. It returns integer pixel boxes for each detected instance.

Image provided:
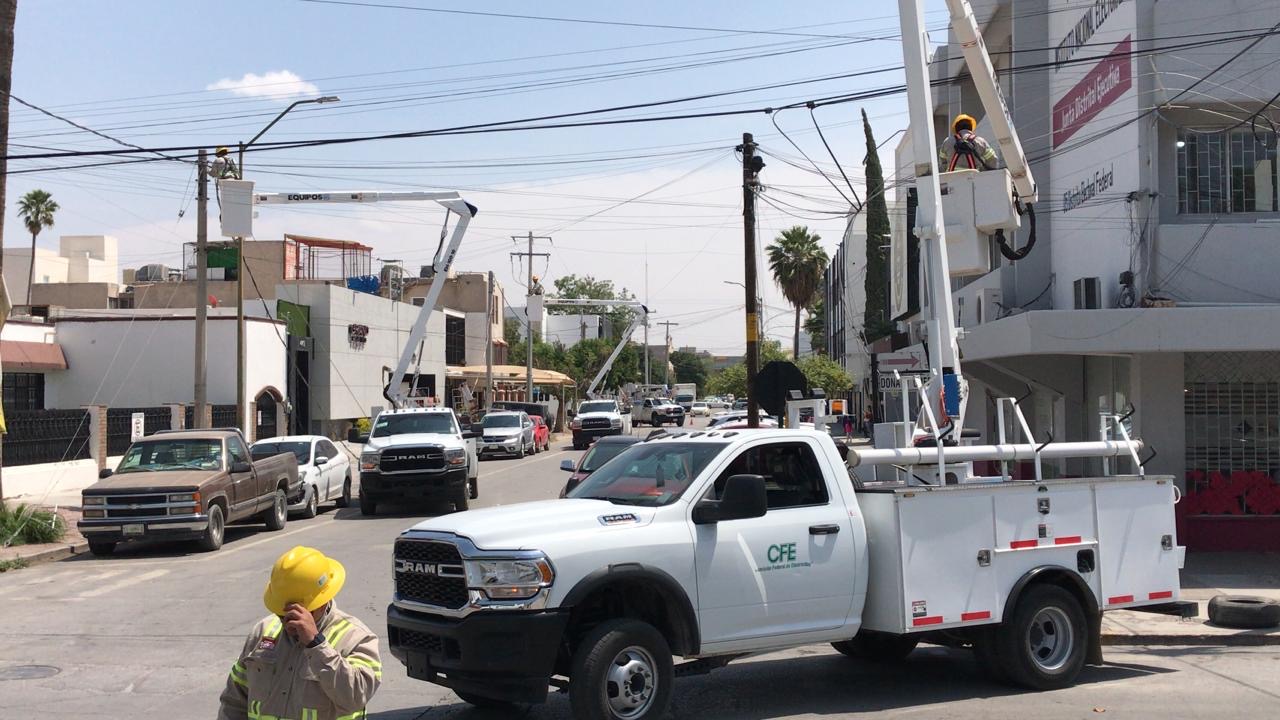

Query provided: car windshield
[118,439,222,473]
[568,442,726,506]
[372,413,457,437]
[250,441,310,464]
[483,415,521,428]
[579,442,634,473]
[579,401,617,414]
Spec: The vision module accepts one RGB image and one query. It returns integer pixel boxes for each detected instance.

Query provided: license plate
[122,524,145,536]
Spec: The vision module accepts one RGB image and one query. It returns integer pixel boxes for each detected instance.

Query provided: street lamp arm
[246,99,308,149]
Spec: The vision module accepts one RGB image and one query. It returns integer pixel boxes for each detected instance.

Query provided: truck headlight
[360,452,380,471]
[82,509,105,519]
[464,556,554,600]
[571,419,582,429]
[446,447,467,466]
[82,496,105,506]
[610,418,622,428]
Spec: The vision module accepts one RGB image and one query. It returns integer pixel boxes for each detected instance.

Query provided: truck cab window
[712,442,829,509]
[228,438,250,467]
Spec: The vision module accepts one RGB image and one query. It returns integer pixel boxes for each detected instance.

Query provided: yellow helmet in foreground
[263,546,346,616]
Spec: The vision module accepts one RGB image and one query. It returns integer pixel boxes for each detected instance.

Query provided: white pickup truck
[385,428,1185,719]
[351,407,480,515]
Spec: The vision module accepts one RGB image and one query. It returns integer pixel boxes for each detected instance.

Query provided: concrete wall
[31,282,118,309]
[1129,352,1185,482]
[44,313,286,416]
[1151,0,1280,104]
[3,248,67,304]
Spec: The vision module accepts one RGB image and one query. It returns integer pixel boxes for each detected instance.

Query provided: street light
[234,96,341,436]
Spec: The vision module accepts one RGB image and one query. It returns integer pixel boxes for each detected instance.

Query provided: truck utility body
[386,429,1184,718]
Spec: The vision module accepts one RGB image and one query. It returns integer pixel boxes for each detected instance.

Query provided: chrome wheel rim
[210,510,224,544]
[604,645,657,718]
[1027,606,1073,672]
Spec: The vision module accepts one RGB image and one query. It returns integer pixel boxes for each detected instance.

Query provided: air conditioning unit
[979,287,1003,324]
[122,268,137,285]
[412,297,425,307]
[1073,277,1101,310]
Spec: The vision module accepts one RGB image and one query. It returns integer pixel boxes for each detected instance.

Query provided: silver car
[478,411,536,458]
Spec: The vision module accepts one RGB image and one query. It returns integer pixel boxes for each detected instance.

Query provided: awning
[446,364,575,386]
[0,340,68,371]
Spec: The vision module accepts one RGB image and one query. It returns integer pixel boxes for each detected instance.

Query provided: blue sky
[5,0,948,353]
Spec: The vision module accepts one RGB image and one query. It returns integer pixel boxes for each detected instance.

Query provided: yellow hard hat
[952,114,977,134]
[215,146,230,157]
[263,546,346,616]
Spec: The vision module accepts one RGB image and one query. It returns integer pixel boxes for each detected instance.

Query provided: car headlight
[360,452,380,471]
[82,496,105,506]
[464,556,554,600]
[446,447,467,466]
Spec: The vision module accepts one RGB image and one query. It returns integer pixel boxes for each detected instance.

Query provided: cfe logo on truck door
[755,542,811,573]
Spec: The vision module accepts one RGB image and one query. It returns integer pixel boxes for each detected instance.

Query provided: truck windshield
[483,415,520,428]
[251,441,310,464]
[372,413,457,437]
[568,442,726,506]
[118,439,222,473]
[579,402,616,414]
[580,441,634,473]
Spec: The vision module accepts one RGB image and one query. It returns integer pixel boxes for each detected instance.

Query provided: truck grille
[380,446,446,473]
[100,493,172,519]
[580,418,611,429]
[394,539,469,610]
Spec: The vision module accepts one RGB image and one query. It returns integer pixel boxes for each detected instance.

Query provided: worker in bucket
[217,546,382,720]
[938,113,998,171]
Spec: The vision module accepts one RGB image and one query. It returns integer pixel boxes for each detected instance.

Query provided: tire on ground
[195,503,225,552]
[569,618,673,720]
[263,489,287,531]
[995,584,1087,690]
[1208,595,1280,629]
[359,492,377,516]
[832,632,919,662]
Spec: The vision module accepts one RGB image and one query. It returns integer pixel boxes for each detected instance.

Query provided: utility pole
[657,321,679,386]
[510,232,550,402]
[0,0,16,496]
[235,141,248,436]
[644,243,650,385]
[194,150,210,428]
[484,270,495,410]
[740,132,764,429]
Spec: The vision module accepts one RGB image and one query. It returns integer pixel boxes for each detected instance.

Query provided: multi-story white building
[3,235,120,308]
[887,0,1280,551]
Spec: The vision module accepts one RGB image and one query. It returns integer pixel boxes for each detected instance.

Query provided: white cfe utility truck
[382,1,1191,719]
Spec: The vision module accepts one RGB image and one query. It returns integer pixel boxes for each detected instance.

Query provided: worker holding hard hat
[217,547,381,720]
[938,114,998,172]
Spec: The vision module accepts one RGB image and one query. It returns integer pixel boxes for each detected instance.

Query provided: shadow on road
[364,646,1175,719]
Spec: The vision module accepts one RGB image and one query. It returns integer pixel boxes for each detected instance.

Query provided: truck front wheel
[831,632,919,662]
[570,619,673,720]
[996,584,1087,690]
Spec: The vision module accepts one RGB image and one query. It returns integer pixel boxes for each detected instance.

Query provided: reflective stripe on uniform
[345,654,382,678]
[230,661,248,687]
[335,711,366,720]
[264,618,284,639]
[325,619,353,646]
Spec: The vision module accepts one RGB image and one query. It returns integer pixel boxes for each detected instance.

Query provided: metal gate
[106,407,172,455]
[2,409,92,466]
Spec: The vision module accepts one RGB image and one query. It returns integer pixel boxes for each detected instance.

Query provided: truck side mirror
[462,430,481,440]
[567,409,576,418]
[347,428,369,444]
[693,474,767,524]
[230,460,253,474]
[98,468,113,479]
[560,459,576,472]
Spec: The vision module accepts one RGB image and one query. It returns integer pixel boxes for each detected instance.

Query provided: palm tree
[766,225,829,358]
[17,189,59,305]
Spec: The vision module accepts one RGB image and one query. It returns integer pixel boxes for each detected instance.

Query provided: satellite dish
[753,361,807,417]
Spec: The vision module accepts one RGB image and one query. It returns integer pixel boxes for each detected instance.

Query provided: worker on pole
[217,546,382,720]
[937,114,998,172]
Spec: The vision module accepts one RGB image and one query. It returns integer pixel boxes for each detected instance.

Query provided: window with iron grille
[1177,129,1278,214]
[445,315,466,366]
[3,372,45,412]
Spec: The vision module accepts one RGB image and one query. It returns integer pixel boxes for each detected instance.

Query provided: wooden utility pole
[235,142,247,434]
[510,233,550,402]
[657,321,679,386]
[484,270,495,410]
[193,150,209,427]
[0,0,16,495]
[740,132,763,428]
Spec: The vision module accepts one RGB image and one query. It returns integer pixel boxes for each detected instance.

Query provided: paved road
[2,418,1278,719]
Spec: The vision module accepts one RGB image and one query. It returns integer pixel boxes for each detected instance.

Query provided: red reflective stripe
[1054,536,1083,545]
[961,611,992,622]
[1010,539,1038,549]
[1108,594,1134,605]
[912,616,944,627]
[1149,590,1173,600]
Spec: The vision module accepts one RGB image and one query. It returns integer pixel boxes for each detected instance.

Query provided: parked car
[251,435,352,518]
[632,397,686,427]
[558,435,642,497]
[531,415,551,453]
[690,401,710,417]
[732,399,748,411]
[479,411,536,458]
[571,399,631,450]
[78,429,300,555]
[705,397,730,410]
[706,410,778,429]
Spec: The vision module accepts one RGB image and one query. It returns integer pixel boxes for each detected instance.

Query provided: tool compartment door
[1095,478,1182,607]
[896,490,999,630]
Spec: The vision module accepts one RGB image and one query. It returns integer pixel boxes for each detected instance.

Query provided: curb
[1101,631,1280,647]
[2,540,88,569]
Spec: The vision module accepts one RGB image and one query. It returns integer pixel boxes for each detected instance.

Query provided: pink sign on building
[1052,36,1132,148]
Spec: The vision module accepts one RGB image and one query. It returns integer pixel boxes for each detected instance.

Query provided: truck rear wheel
[831,632,918,661]
[570,619,673,720]
[263,489,287,531]
[996,584,1087,690]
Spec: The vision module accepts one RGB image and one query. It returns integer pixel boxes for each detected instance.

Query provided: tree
[550,274,637,335]
[803,297,826,356]
[17,189,59,305]
[669,350,708,392]
[704,341,789,399]
[862,109,894,342]
[797,355,854,398]
[766,226,828,359]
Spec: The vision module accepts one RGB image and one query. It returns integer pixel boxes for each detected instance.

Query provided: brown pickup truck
[78,428,300,555]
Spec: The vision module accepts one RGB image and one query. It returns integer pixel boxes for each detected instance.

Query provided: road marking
[80,568,169,598]
[481,449,572,478]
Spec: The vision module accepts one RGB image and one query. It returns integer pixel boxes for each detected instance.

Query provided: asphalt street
[1,418,1278,719]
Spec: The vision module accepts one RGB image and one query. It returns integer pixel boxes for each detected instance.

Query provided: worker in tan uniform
[218,546,381,720]
[938,113,999,172]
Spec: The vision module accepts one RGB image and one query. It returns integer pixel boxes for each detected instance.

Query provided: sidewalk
[1101,552,1280,645]
[0,507,88,570]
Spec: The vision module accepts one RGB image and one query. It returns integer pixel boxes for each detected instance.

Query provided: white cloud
[206,70,319,101]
